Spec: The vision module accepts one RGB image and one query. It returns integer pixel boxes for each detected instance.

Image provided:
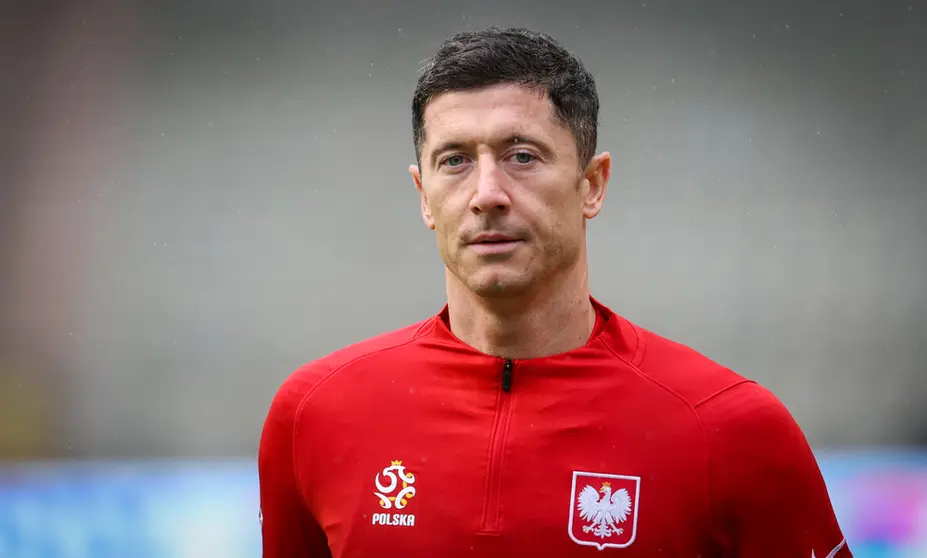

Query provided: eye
[511,152,535,164]
[442,154,466,167]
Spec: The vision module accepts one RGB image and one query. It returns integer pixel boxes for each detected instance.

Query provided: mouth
[467,234,524,254]
[470,233,521,245]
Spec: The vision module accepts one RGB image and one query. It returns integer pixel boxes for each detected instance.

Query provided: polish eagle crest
[576,481,633,539]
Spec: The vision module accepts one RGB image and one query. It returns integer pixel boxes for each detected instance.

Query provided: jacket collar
[425,295,640,364]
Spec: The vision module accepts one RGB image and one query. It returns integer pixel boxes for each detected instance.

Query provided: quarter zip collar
[424,296,639,365]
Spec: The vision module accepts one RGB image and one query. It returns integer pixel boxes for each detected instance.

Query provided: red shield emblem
[568,471,640,550]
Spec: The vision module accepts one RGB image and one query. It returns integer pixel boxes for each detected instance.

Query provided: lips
[470,233,521,244]
[467,232,524,255]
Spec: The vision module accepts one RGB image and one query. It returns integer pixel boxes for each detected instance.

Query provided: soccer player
[258,27,851,557]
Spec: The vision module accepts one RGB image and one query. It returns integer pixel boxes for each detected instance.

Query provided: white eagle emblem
[576,481,633,539]
[569,471,640,549]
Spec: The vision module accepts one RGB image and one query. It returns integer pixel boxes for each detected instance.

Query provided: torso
[293,311,735,557]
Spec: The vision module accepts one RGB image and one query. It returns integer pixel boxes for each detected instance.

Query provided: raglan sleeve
[699,380,852,557]
[258,364,333,558]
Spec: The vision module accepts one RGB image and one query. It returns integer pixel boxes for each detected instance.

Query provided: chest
[302,374,713,557]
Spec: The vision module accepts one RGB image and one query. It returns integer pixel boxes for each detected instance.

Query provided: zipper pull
[502,359,514,393]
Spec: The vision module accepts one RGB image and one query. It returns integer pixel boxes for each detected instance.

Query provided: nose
[469,158,511,215]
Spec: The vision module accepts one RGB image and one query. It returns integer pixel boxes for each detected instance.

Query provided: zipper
[479,359,515,534]
[501,358,514,392]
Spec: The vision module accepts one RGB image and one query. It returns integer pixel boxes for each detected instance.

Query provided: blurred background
[1,0,925,556]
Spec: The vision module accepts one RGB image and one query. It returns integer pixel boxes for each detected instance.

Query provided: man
[259,27,851,557]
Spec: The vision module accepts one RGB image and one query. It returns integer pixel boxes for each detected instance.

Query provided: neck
[445,261,596,359]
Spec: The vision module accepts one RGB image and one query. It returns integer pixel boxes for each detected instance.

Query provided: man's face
[410,83,610,299]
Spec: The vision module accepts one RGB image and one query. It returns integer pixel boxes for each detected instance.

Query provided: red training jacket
[259,298,851,557]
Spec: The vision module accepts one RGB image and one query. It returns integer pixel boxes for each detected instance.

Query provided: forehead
[421,83,572,151]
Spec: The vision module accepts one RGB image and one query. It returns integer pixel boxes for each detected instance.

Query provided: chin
[466,273,535,299]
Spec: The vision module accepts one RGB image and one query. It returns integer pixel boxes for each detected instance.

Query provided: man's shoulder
[316,316,437,371]
[271,316,438,404]
[629,323,803,450]
[629,324,753,408]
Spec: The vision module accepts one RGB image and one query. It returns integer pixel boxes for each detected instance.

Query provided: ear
[580,152,611,220]
[409,165,435,230]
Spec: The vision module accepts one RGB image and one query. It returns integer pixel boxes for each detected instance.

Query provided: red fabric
[259,297,850,557]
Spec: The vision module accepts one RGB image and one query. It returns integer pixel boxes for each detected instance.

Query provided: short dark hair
[412,27,600,167]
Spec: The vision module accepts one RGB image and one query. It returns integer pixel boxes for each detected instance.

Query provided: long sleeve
[698,381,851,557]
[258,368,333,558]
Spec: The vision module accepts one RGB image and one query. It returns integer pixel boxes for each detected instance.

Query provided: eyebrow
[428,134,551,168]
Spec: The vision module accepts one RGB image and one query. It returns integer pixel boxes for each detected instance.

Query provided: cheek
[427,186,465,231]
[427,201,460,252]
[431,216,459,266]
[530,192,582,238]
[429,203,452,234]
